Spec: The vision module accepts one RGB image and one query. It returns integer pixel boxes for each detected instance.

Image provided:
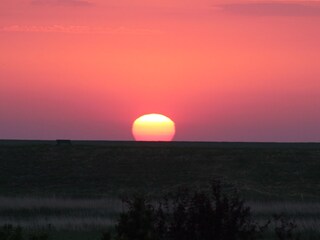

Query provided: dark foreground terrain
[1,140,320,200]
[0,140,319,239]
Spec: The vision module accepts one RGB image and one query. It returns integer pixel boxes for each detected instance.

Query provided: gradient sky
[1,0,320,141]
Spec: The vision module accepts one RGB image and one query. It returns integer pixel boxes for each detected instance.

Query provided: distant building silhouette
[56,139,72,146]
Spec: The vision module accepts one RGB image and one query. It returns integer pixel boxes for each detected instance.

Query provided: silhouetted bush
[111,179,303,240]
[114,196,159,240]
[101,231,112,240]
[113,180,264,240]
[273,214,300,240]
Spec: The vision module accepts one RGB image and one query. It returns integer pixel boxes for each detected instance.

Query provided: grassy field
[0,140,320,239]
[1,140,319,200]
[0,197,320,239]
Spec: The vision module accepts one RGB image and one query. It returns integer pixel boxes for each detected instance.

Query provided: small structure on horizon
[56,139,72,146]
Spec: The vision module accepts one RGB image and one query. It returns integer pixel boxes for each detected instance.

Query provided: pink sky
[1,0,320,141]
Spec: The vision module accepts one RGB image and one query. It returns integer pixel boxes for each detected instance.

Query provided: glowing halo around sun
[132,114,176,141]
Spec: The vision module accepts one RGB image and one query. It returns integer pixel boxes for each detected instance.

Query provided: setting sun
[132,114,175,141]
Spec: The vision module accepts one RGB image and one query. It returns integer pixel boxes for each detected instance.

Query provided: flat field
[0,140,319,239]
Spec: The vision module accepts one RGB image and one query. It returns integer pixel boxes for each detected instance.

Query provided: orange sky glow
[1,0,320,141]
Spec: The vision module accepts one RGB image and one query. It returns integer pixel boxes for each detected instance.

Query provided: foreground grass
[0,196,319,239]
[0,197,121,230]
